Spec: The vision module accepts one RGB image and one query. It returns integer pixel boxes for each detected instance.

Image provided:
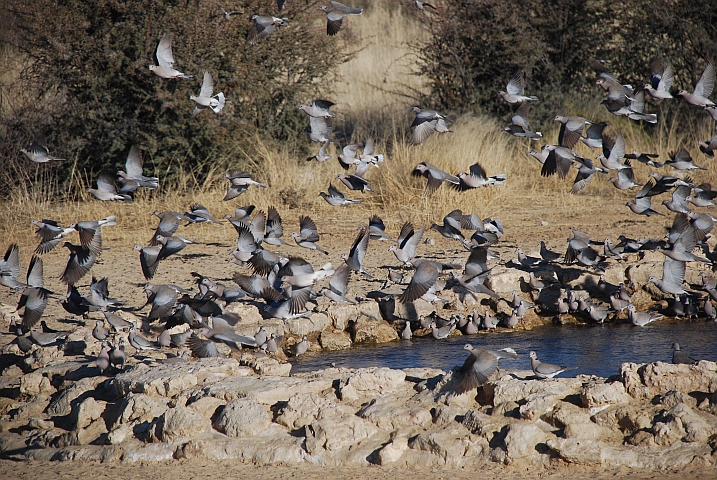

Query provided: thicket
[0,0,351,196]
[416,0,717,127]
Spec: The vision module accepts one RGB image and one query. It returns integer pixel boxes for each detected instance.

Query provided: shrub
[0,0,352,196]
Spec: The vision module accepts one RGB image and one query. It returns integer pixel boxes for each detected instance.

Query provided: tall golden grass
[2,0,717,251]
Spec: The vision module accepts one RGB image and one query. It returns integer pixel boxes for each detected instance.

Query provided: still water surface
[289,321,717,378]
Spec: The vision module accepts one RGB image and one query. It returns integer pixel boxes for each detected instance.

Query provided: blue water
[289,321,717,378]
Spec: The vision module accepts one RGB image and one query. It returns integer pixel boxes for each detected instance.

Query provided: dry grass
[2,0,717,252]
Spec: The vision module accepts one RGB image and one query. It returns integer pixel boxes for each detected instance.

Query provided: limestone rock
[487,267,528,294]
[563,420,613,441]
[76,416,108,445]
[319,330,352,350]
[19,371,55,397]
[377,296,434,321]
[223,303,264,324]
[114,357,243,398]
[408,423,477,463]
[47,376,105,416]
[337,367,408,401]
[351,316,400,344]
[653,402,717,445]
[485,375,582,406]
[113,393,168,429]
[202,375,333,405]
[581,381,632,409]
[502,421,550,462]
[326,301,381,330]
[284,313,331,336]
[621,361,717,400]
[545,401,591,428]
[377,433,409,465]
[275,392,354,429]
[176,427,305,464]
[251,357,292,376]
[234,319,285,340]
[519,392,562,421]
[213,397,271,437]
[187,396,226,419]
[431,404,463,427]
[107,423,134,444]
[74,397,106,430]
[304,414,378,453]
[357,397,432,430]
[658,389,697,409]
[150,406,210,442]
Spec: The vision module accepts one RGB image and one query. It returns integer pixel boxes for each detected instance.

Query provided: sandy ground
[1,458,716,480]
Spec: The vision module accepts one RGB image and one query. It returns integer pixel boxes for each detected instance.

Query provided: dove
[628,305,662,326]
[319,184,361,206]
[87,171,133,202]
[291,216,328,255]
[149,34,192,79]
[319,1,363,36]
[413,161,459,195]
[224,170,267,200]
[529,351,574,379]
[644,58,674,99]
[389,221,424,264]
[116,145,158,192]
[20,132,64,163]
[399,262,439,303]
[247,15,289,44]
[677,61,715,107]
[190,71,225,116]
[500,70,538,103]
[410,107,451,145]
[456,344,519,394]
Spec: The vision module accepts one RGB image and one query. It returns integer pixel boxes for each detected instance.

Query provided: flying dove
[677,61,715,107]
[20,132,64,163]
[117,145,158,192]
[454,162,506,190]
[319,1,363,36]
[389,221,424,264]
[645,58,674,99]
[413,161,459,194]
[410,107,451,145]
[224,170,267,200]
[87,171,133,202]
[247,15,289,44]
[399,262,439,303]
[291,216,328,255]
[500,70,538,103]
[190,71,225,116]
[456,344,518,394]
[149,34,192,79]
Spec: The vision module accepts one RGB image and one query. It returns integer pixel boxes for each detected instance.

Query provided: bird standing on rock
[529,351,574,379]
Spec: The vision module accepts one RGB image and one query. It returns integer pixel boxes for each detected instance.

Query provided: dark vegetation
[0,0,351,196]
[416,0,717,128]
[1,0,717,199]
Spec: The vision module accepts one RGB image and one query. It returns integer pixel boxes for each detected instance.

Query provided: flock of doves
[5,3,715,388]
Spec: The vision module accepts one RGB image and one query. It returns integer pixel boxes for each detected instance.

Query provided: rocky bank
[1,341,716,470]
